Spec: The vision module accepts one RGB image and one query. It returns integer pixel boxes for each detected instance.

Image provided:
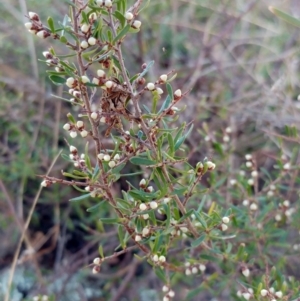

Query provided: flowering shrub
[25,1,300,300]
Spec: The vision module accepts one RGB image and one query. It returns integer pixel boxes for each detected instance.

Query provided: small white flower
[100,117,106,123]
[192,267,198,274]
[70,145,77,153]
[150,201,158,209]
[70,131,77,138]
[248,288,253,294]
[69,154,75,160]
[239,170,245,176]
[105,80,113,88]
[80,40,89,49]
[104,0,112,8]
[246,161,253,168]
[139,178,146,186]
[206,161,216,170]
[139,203,147,211]
[88,37,96,45]
[247,178,254,186]
[163,197,171,204]
[147,186,154,192]
[185,269,191,275]
[125,12,134,21]
[108,160,116,168]
[103,154,111,161]
[174,89,182,98]
[29,11,38,19]
[97,69,105,77]
[204,136,210,141]
[159,255,166,262]
[267,190,274,197]
[223,135,230,142]
[230,179,237,186]
[275,291,282,298]
[142,214,149,220]
[237,291,242,297]
[63,123,71,131]
[243,199,249,206]
[168,290,175,298]
[242,292,251,300]
[283,200,290,207]
[89,12,97,20]
[222,216,230,224]
[33,297,39,301]
[156,87,163,94]
[41,180,48,187]
[245,154,252,160]
[242,268,250,277]
[269,287,275,294]
[283,162,290,170]
[147,82,155,91]
[251,170,258,178]
[162,285,169,292]
[66,77,75,87]
[25,22,33,30]
[93,257,101,265]
[114,154,120,161]
[81,24,90,33]
[132,20,142,29]
[98,153,105,160]
[142,227,150,236]
[185,262,191,267]
[76,120,84,128]
[270,184,276,191]
[163,297,169,301]
[85,186,91,191]
[92,78,100,85]
[275,214,282,221]
[260,289,268,297]
[42,296,49,301]
[135,235,142,242]
[225,127,232,133]
[160,74,168,82]
[91,112,98,119]
[249,203,258,211]
[152,254,159,262]
[180,227,188,233]
[221,224,228,231]
[81,75,90,83]
[199,264,206,272]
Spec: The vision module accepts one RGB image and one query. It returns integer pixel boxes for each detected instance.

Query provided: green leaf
[130,156,156,165]
[60,35,68,44]
[174,124,194,151]
[85,143,92,171]
[154,267,166,282]
[167,133,174,157]
[61,153,74,162]
[113,24,131,43]
[47,17,55,33]
[166,82,173,100]
[100,217,123,224]
[111,162,127,175]
[136,60,154,80]
[81,11,89,24]
[158,95,171,114]
[99,245,104,258]
[107,29,113,42]
[86,200,105,212]
[191,234,206,248]
[69,193,91,202]
[193,210,207,229]
[118,224,126,248]
[49,75,66,85]
[269,6,300,28]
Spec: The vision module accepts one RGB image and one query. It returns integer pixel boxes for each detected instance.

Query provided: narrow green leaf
[191,234,206,248]
[60,35,68,44]
[158,95,171,114]
[166,83,173,100]
[100,217,123,224]
[99,245,104,258]
[69,193,91,202]
[113,24,131,43]
[136,60,154,80]
[47,17,55,33]
[167,133,174,157]
[193,210,207,229]
[49,75,65,85]
[130,156,156,165]
[174,124,194,151]
[269,6,300,28]
[86,200,105,212]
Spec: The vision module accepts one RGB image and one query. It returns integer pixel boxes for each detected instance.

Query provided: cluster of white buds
[237,287,254,300]
[245,154,253,168]
[25,12,51,39]
[260,288,283,299]
[92,69,106,85]
[162,286,175,301]
[185,262,206,275]
[223,127,231,143]
[152,254,166,264]
[92,257,101,274]
[267,184,276,197]
[97,153,119,169]
[220,216,230,231]
[96,0,113,8]
[138,178,155,193]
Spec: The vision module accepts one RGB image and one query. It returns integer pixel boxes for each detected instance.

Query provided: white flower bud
[93,257,101,265]
[139,178,146,186]
[225,127,232,133]
[247,178,254,186]
[142,214,149,220]
[243,199,249,206]
[147,186,154,192]
[135,235,142,242]
[270,287,275,293]
[103,154,111,161]
[142,227,150,236]
[163,297,169,301]
[147,82,155,91]
[221,224,228,231]
[66,77,75,88]
[251,170,258,178]
[29,12,38,20]
[199,264,206,272]
[245,154,252,160]
[174,89,182,98]
[70,131,77,138]
[125,12,134,21]
[223,135,230,142]
[168,290,175,298]
[162,285,169,292]
[81,130,88,138]
[163,197,171,204]
[222,216,230,224]
[275,214,282,221]
[89,12,97,20]
[192,267,198,274]
[105,80,114,89]
[185,269,191,275]
[242,268,250,277]
[275,291,282,298]
[33,297,39,301]
[156,87,164,94]
[97,69,105,77]
[92,78,100,85]
[41,180,48,187]
[249,203,258,211]
[159,255,166,262]
[91,112,98,119]
[139,203,147,211]
[230,179,237,185]
[80,40,89,49]
[70,145,77,153]
[81,75,90,83]
[81,24,90,33]
[283,200,290,207]
[246,161,253,168]
[63,123,71,131]
[104,0,112,7]
[160,74,168,82]
[76,120,84,128]
[98,153,105,160]
[114,154,120,161]
[108,160,116,168]
[88,37,96,45]
[100,117,106,123]
[283,162,290,170]
[260,289,268,296]
[41,296,49,301]
[132,20,142,29]
[85,186,91,191]
[25,22,33,30]
[36,30,48,39]
[152,254,159,262]
[150,201,158,209]
[242,292,251,300]
[206,161,216,170]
